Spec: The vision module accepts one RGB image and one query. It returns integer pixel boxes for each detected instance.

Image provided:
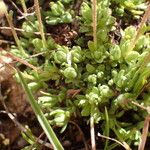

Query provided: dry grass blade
[0,49,39,71]
[138,116,150,150]
[0,39,14,44]
[9,0,23,15]
[29,132,53,150]
[98,133,131,150]
[34,0,47,48]
[20,0,28,14]
[4,10,26,56]
[91,0,97,149]
[131,101,147,111]
[0,26,51,36]
[131,102,150,150]
[5,52,39,71]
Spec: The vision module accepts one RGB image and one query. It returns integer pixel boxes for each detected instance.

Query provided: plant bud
[61,12,72,23]
[63,67,77,79]
[125,51,140,64]
[50,2,64,16]
[86,64,95,73]
[110,45,121,60]
[88,74,97,85]
[71,46,83,63]
[54,51,67,64]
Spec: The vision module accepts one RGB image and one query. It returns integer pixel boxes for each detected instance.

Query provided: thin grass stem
[131,4,150,50]
[20,0,28,14]
[4,10,27,57]
[138,116,150,150]
[34,0,47,49]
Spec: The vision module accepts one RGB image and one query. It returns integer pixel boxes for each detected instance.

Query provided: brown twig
[4,51,39,71]
[131,101,150,150]
[91,1,97,149]
[0,26,51,36]
[9,0,23,15]
[20,0,28,14]
[98,133,131,150]
[0,49,45,73]
[0,39,14,44]
[0,48,39,71]
[4,6,28,57]
[34,0,47,48]
[131,101,147,111]
[29,132,52,150]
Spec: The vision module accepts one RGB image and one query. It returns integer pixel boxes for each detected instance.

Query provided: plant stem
[98,133,129,150]
[0,26,51,36]
[112,127,131,150]
[10,0,23,15]
[4,11,28,57]
[34,0,47,49]
[92,0,97,48]
[90,1,97,147]
[20,0,27,14]
[5,52,38,71]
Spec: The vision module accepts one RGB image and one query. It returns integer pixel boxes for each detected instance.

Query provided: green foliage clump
[111,0,147,17]
[9,0,150,149]
[45,1,73,25]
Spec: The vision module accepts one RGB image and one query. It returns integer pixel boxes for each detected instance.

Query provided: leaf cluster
[8,0,150,149]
